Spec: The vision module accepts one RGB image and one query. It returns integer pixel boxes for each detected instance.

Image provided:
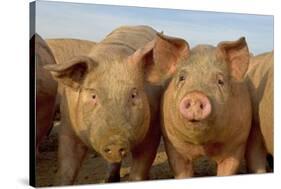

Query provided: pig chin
[180,117,218,144]
[100,153,124,163]
[183,119,212,134]
[183,116,215,127]
[185,120,206,127]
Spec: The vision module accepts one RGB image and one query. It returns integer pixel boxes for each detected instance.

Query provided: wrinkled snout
[179,91,211,122]
[101,140,129,163]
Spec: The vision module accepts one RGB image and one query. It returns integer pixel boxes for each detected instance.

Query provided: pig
[32,33,58,156]
[245,51,273,173]
[161,37,252,178]
[44,25,187,185]
[46,38,96,64]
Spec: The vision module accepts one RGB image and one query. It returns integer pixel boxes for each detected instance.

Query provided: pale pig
[246,51,273,173]
[162,37,252,177]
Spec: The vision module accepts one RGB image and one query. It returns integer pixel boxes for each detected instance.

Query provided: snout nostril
[180,92,212,121]
[119,148,126,156]
[185,102,191,109]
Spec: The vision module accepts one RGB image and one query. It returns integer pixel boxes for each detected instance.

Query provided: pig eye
[216,74,225,86]
[91,93,98,104]
[130,88,139,106]
[179,75,186,82]
[131,89,138,99]
[218,79,224,86]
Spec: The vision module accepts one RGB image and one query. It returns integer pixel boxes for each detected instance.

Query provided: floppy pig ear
[129,33,189,84]
[44,56,96,89]
[217,37,249,80]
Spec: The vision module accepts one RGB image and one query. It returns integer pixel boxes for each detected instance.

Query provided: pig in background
[44,25,187,185]
[32,33,58,157]
[246,51,274,173]
[34,35,97,157]
[161,37,252,178]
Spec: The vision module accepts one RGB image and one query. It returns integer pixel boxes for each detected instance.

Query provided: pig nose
[179,91,211,121]
[103,143,128,160]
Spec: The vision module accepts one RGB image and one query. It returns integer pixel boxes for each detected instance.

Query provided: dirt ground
[36,121,248,187]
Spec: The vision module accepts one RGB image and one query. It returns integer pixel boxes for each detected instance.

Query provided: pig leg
[107,163,121,182]
[216,147,244,176]
[164,139,193,178]
[56,119,88,185]
[245,122,267,173]
[36,98,56,158]
[129,123,161,181]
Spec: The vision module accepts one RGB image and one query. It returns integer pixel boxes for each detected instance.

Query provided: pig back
[102,25,157,50]
[246,51,273,154]
[248,52,273,70]
[35,34,58,105]
[46,38,96,64]
[90,26,157,59]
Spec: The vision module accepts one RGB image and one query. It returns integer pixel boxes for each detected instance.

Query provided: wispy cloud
[36,0,273,55]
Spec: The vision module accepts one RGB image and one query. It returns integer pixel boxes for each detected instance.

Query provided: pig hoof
[129,176,146,181]
[107,175,120,183]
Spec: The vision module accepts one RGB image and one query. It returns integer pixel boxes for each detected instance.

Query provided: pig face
[45,34,188,163]
[77,58,151,163]
[164,38,249,144]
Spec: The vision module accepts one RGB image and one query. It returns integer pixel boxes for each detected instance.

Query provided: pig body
[161,38,252,177]
[245,51,273,173]
[46,38,96,64]
[33,34,58,156]
[45,26,187,185]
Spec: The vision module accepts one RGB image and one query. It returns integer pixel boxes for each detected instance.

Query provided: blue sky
[36,0,273,55]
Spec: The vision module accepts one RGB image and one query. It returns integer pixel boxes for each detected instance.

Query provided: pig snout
[179,91,211,122]
[101,141,129,163]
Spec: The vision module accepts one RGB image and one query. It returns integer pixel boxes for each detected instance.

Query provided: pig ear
[129,33,189,84]
[217,37,249,80]
[44,56,96,89]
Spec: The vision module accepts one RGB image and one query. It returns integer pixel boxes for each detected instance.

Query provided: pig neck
[101,26,157,51]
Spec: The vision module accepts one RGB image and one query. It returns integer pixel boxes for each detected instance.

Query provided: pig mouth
[103,156,123,164]
[189,119,201,123]
[186,118,204,125]
[100,151,125,164]
[184,119,210,128]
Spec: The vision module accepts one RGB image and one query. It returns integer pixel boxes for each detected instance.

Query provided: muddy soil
[36,121,247,187]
